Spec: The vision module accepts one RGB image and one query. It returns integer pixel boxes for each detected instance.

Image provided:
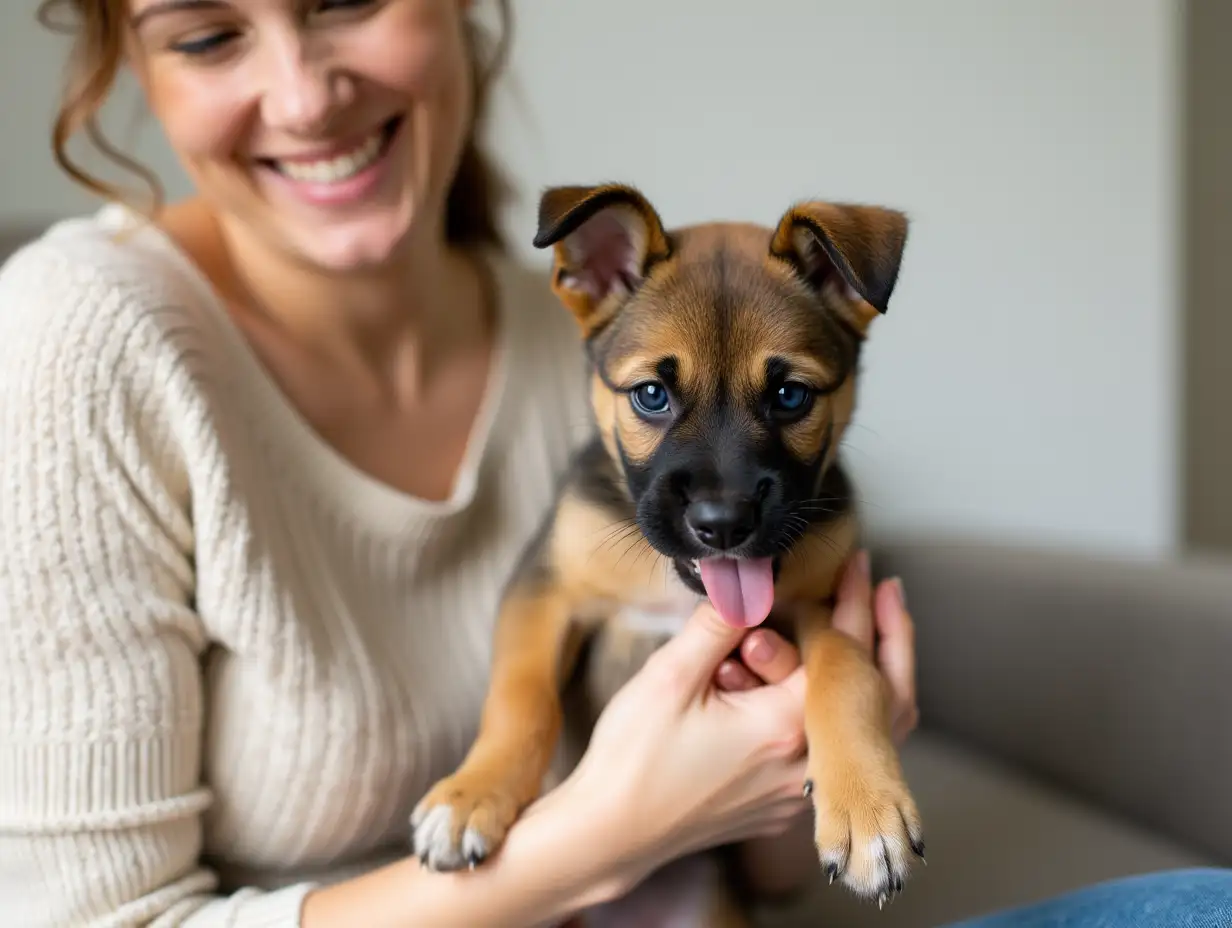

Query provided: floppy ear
[532,183,671,335]
[769,201,909,333]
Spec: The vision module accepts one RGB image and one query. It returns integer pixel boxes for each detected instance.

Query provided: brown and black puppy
[411,183,924,917]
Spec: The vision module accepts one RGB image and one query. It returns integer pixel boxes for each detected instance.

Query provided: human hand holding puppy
[554,597,810,897]
[548,548,919,905]
[715,549,919,746]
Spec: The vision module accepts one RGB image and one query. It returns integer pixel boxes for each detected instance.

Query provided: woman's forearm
[300,784,624,928]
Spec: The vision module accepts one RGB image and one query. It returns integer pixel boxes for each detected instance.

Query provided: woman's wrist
[300,775,628,928]
[504,773,635,912]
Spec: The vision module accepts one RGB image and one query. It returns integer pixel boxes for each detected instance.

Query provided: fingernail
[748,632,777,664]
[891,576,907,607]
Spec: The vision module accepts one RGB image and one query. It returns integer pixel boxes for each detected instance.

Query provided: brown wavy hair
[37,0,513,248]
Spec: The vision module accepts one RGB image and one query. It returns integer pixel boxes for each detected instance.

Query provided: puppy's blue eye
[771,382,813,417]
[631,382,670,416]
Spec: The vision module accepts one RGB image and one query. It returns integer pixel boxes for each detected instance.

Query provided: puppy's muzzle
[684,497,759,552]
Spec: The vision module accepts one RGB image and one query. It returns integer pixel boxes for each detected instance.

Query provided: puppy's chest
[606,571,703,637]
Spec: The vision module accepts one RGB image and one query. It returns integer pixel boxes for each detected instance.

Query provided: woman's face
[127,0,474,271]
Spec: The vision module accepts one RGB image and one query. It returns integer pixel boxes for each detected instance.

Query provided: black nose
[685,499,758,551]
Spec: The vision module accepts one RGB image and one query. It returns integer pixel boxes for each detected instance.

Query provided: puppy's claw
[410,778,509,873]
[809,762,922,904]
[803,778,814,798]
[910,838,926,860]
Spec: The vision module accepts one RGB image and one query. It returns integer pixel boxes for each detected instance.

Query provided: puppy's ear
[533,183,671,335]
[770,201,909,334]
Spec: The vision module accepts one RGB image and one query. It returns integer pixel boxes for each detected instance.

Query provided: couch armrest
[870,536,1232,864]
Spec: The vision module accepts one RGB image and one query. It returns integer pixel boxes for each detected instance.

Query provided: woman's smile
[255,114,406,207]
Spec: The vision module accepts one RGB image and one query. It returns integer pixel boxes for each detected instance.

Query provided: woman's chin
[284,209,418,274]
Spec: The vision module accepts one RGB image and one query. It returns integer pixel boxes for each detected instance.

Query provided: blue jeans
[947,868,1232,928]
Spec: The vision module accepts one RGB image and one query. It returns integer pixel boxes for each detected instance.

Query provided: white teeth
[275,129,385,184]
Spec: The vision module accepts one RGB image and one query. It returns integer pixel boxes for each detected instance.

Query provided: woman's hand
[717,549,919,899]
[715,549,919,743]
[554,601,812,898]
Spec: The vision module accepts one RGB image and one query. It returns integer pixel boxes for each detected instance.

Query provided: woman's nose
[258,39,354,135]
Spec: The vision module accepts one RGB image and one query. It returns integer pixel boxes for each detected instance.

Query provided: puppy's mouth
[674,556,781,629]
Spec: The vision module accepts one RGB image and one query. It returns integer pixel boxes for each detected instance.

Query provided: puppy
[411,182,924,922]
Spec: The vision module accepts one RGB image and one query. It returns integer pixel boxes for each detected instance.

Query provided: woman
[0,1,914,925]
[0,2,1225,927]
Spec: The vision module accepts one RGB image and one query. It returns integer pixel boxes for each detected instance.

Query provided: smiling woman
[0,2,876,928]
[41,0,507,254]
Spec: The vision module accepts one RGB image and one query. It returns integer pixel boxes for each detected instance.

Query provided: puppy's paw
[806,757,924,906]
[410,773,521,872]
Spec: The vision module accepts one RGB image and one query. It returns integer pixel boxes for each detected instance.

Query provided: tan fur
[551,493,671,604]
[413,183,921,921]
[590,374,621,462]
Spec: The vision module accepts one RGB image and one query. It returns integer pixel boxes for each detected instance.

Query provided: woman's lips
[256,116,404,207]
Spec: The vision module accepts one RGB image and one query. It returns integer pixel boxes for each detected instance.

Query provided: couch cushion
[869,538,1232,867]
[757,730,1213,928]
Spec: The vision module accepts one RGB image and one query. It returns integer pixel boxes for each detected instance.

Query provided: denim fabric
[948,868,1232,928]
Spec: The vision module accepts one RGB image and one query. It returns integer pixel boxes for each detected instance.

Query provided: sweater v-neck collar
[99,203,513,537]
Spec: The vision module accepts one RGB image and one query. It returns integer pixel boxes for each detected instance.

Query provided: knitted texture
[0,206,594,926]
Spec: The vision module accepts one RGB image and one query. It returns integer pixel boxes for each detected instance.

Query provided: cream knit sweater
[0,205,596,927]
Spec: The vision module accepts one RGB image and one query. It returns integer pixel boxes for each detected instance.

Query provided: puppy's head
[534,183,908,628]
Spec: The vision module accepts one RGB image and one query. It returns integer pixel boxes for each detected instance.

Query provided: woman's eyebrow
[131,0,229,29]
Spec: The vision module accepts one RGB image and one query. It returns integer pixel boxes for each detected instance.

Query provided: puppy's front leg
[411,585,574,872]
[795,605,925,905]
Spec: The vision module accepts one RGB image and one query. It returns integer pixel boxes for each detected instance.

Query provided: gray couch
[760,537,1232,927]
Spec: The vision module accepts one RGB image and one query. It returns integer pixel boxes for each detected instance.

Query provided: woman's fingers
[739,629,801,685]
[874,576,919,743]
[715,658,761,692]
[831,550,875,653]
[831,550,920,744]
[649,602,748,702]
[714,629,802,691]
[694,551,919,745]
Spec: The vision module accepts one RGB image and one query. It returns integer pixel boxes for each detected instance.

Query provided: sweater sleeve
[0,244,313,927]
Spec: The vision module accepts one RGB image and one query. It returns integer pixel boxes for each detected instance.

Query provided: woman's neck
[160,198,491,393]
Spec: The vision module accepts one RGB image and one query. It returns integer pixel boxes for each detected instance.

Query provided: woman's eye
[769,382,814,419]
[631,382,671,416]
[167,0,377,57]
[170,30,238,56]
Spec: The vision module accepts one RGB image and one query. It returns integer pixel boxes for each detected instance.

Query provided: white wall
[489,0,1182,555]
[0,1,1181,555]
[0,6,184,222]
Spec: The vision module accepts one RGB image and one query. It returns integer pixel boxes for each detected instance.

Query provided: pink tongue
[698,557,776,628]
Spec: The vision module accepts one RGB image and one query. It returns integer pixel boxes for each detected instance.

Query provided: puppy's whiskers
[592,519,641,557]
